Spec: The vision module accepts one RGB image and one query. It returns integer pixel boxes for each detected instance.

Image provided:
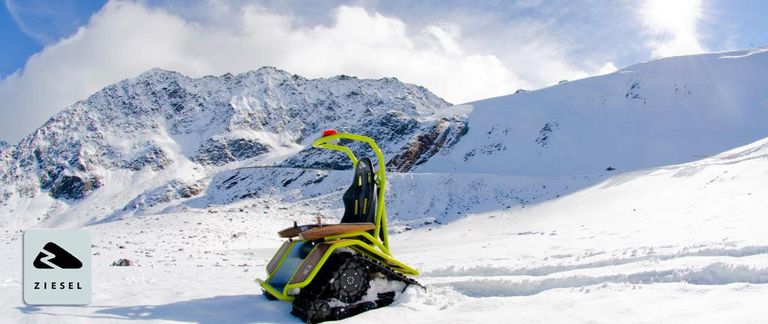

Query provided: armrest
[278,224,320,238]
[298,223,375,241]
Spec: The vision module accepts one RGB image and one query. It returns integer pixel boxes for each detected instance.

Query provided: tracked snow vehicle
[257,130,421,322]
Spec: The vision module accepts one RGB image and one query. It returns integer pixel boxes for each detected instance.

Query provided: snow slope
[2,132,767,323]
[422,48,768,176]
[2,48,768,323]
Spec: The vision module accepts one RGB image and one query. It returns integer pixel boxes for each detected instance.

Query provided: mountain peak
[234,66,294,81]
[255,65,289,74]
[138,67,183,79]
[0,66,457,224]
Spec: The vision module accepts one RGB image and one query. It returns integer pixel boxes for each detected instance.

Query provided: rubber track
[292,252,423,323]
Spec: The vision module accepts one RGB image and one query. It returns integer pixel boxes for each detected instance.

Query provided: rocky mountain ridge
[0,67,466,226]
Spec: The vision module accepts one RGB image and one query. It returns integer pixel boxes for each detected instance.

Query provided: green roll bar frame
[312,132,390,250]
[256,131,418,302]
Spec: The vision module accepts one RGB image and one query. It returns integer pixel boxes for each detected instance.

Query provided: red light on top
[322,129,338,137]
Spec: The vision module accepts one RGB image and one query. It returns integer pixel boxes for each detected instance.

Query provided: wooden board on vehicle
[298,223,375,241]
[278,224,320,238]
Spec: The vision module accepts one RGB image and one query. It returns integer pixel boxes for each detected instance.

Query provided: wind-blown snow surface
[2,48,768,323]
[423,48,768,176]
[2,133,768,323]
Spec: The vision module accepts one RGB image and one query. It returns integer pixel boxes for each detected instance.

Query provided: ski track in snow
[428,258,768,298]
[424,245,768,278]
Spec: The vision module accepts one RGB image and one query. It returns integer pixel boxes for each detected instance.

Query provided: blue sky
[1,0,107,75]
[0,0,767,142]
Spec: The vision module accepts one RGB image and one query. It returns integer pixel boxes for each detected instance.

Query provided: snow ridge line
[424,244,768,278]
[431,262,768,297]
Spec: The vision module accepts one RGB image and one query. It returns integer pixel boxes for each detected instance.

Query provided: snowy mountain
[2,48,768,323]
[0,48,765,227]
[421,48,768,176]
[3,97,768,324]
[168,48,768,226]
[0,67,465,227]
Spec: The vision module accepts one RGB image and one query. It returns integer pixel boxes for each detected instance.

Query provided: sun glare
[641,0,702,31]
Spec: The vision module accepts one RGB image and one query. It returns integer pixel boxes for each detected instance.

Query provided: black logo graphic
[33,242,83,269]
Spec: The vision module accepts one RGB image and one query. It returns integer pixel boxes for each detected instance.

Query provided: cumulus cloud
[0,1,601,142]
[640,0,706,58]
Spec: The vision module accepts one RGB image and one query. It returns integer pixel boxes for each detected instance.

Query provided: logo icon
[24,230,91,305]
[33,242,83,269]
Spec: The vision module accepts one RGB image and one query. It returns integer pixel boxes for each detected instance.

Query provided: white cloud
[0,1,598,142]
[597,62,618,75]
[640,0,706,58]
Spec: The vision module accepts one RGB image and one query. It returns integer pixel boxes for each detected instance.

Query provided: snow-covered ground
[3,136,767,323]
[2,48,768,323]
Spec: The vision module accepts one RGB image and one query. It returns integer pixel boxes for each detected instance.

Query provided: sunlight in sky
[640,0,705,58]
[641,0,702,32]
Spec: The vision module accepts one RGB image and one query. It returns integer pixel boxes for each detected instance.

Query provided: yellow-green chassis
[257,132,419,301]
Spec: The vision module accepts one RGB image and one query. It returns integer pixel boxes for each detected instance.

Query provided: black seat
[341,158,377,224]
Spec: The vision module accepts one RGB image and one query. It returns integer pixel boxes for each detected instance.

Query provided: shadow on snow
[18,294,299,323]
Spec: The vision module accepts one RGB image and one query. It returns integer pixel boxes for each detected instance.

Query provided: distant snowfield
[423,48,768,176]
[2,136,767,323]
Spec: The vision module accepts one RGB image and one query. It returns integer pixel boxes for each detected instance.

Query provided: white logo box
[24,229,91,305]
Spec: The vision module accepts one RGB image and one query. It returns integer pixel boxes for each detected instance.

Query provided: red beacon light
[322,129,338,137]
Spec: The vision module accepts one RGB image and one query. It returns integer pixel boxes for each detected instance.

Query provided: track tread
[291,252,423,323]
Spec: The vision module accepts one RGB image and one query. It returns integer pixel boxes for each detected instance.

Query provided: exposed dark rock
[193,138,270,166]
[387,118,468,172]
[625,80,647,103]
[535,122,560,148]
[49,175,102,200]
[111,258,132,266]
[122,180,205,212]
[123,143,173,171]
